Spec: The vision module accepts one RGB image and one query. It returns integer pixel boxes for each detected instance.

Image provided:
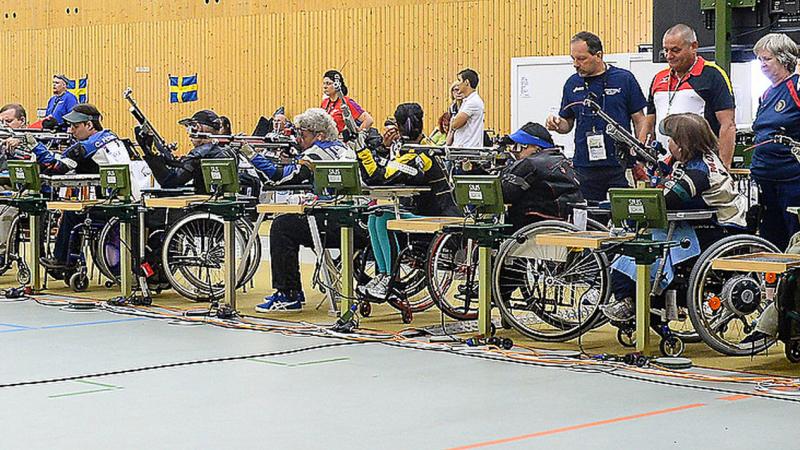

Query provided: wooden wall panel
[0,0,652,150]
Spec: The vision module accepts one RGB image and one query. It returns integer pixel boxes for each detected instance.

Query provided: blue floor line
[39,318,147,329]
[0,323,32,329]
[0,317,147,334]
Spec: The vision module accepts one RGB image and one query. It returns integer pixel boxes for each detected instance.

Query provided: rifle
[332,78,367,150]
[773,134,800,163]
[0,126,73,142]
[401,144,511,161]
[0,126,73,157]
[189,132,298,160]
[123,87,179,162]
[401,144,511,173]
[582,97,664,166]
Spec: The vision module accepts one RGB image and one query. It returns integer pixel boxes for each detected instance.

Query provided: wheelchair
[491,218,611,342]
[353,207,434,323]
[489,204,779,356]
[426,206,609,326]
[0,205,32,284]
[160,208,262,301]
[91,186,263,302]
[38,176,107,292]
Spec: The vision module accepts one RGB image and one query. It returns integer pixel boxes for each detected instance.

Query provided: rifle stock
[123,87,177,160]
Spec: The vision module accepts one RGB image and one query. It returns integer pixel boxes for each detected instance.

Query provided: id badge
[586,132,607,162]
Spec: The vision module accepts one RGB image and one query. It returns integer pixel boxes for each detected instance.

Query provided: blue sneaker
[255,290,304,313]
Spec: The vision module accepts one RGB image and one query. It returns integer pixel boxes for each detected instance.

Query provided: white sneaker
[601,297,635,322]
[359,274,386,295]
[367,274,391,299]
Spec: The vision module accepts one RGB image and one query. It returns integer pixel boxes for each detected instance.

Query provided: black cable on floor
[0,340,368,389]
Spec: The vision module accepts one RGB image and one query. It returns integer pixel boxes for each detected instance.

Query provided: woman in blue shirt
[750,33,800,251]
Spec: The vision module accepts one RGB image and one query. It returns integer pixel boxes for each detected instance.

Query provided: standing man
[642,24,736,167]
[44,75,78,130]
[546,31,648,201]
[447,68,485,147]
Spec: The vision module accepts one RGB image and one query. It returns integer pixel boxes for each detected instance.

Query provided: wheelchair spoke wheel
[426,231,479,320]
[493,221,609,342]
[687,234,779,355]
[161,212,254,302]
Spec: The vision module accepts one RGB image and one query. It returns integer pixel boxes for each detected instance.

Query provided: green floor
[5,257,798,378]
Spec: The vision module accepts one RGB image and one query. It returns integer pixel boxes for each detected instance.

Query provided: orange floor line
[717,394,752,401]
[446,403,707,450]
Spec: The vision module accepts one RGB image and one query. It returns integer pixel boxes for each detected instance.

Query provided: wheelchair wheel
[161,212,260,301]
[492,220,610,342]
[426,231,479,320]
[687,234,779,356]
[0,212,22,277]
[95,217,127,284]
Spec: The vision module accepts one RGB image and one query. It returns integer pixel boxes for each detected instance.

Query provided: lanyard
[324,96,342,115]
[583,68,609,132]
[666,58,697,110]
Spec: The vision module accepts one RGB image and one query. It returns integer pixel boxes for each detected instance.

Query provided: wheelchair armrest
[141,187,196,197]
[666,209,716,222]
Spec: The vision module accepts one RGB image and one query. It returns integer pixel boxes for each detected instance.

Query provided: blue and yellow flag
[169,74,198,103]
[66,76,88,103]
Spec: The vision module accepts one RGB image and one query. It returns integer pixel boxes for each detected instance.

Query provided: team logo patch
[776,99,787,112]
[604,88,621,95]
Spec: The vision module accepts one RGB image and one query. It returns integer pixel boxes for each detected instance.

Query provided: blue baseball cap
[508,122,555,149]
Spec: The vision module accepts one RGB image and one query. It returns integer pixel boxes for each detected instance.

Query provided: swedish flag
[169,74,198,103]
[66,76,88,103]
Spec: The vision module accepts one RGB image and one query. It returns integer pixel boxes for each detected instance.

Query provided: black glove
[42,117,58,130]
[364,127,383,151]
[341,129,354,143]
[134,125,154,155]
[64,142,86,160]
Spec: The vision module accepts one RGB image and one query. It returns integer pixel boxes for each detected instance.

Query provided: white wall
[511,52,755,157]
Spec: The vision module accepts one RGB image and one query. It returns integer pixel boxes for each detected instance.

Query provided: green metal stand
[194,199,247,312]
[635,263,652,353]
[340,225,354,314]
[223,219,237,310]
[444,223,511,337]
[715,0,732,74]
[307,204,366,317]
[91,203,139,299]
[699,0,758,75]
[614,239,676,355]
[477,245,493,337]
[28,212,42,292]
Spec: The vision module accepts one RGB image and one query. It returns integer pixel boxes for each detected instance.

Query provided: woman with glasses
[246,108,360,312]
[749,33,800,251]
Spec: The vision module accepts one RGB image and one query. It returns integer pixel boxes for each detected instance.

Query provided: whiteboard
[511,52,756,157]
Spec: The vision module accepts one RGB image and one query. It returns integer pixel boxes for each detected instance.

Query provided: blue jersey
[751,73,800,182]
[45,92,78,125]
[559,65,647,168]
